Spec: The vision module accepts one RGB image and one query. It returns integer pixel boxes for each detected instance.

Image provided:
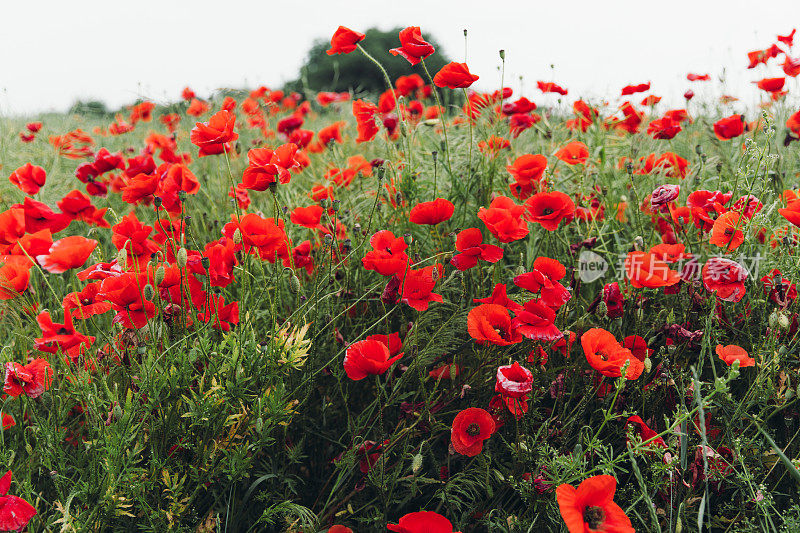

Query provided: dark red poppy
[602,282,625,318]
[389,27,435,66]
[433,62,479,89]
[495,362,533,398]
[702,257,747,302]
[647,116,682,139]
[451,407,495,457]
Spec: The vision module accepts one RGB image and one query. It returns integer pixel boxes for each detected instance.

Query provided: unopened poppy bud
[184,215,192,226]
[116,247,128,270]
[112,404,122,420]
[644,357,652,373]
[137,343,146,355]
[596,301,608,317]
[178,190,187,201]
[376,166,385,181]
[625,161,634,175]
[268,181,278,193]
[331,200,340,213]
[463,28,468,37]
[320,198,330,209]
[154,265,166,286]
[233,228,243,245]
[778,312,790,329]
[176,247,188,268]
[499,49,505,61]
[400,121,409,137]
[431,150,438,162]
[769,310,779,328]
[411,453,423,473]
[288,273,301,294]
[255,417,263,433]
[324,234,333,246]
[143,284,154,301]
[395,192,403,206]
[154,196,163,208]
[676,518,682,533]
[403,233,413,245]
[729,359,740,379]
[201,257,211,270]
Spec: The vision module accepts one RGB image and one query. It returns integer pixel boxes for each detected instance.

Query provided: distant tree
[285,27,452,96]
[69,100,110,117]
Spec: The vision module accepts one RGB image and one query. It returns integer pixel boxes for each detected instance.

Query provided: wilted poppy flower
[477,196,529,243]
[8,163,47,195]
[555,142,589,165]
[524,191,575,231]
[327,26,365,55]
[0,471,37,532]
[702,257,747,302]
[450,228,503,270]
[495,362,533,398]
[398,263,444,311]
[36,236,98,274]
[716,344,755,367]
[433,62,479,89]
[602,282,625,318]
[467,304,521,345]
[389,27,435,66]
[409,198,454,225]
[4,359,52,398]
[624,251,680,289]
[710,211,745,250]
[650,184,680,211]
[352,99,379,143]
[190,110,238,156]
[556,475,633,533]
[621,82,650,95]
[451,407,495,457]
[684,89,695,100]
[687,73,711,81]
[512,300,562,341]
[362,230,409,276]
[387,511,461,533]
[581,328,644,379]
[713,114,745,140]
[343,339,403,380]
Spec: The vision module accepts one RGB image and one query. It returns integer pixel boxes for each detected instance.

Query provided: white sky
[1,0,799,116]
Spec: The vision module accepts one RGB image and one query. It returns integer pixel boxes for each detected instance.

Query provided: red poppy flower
[624,251,680,289]
[343,339,403,380]
[647,116,682,139]
[495,362,533,398]
[713,114,745,140]
[34,308,95,358]
[451,407,495,457]
[0,471,37,532]
[57,190,109,227]
[581,328,644,379]
[641,95,662,106]
[779,200,800,227]
[326,26,365,55]
[353,99,379,143]
[477,195,529,243]
[710,211,745,250]
[328,526,352,533]
[398,263,444,311]
[190,110,238,156]
[524,191,575,231]
[433,62,479,89]
[511,300,562,341]
[389,27,435,66]
[473,283,523,313]
[36,236,98,274]
[602,282,625,318]
[8,163,47,195]
[507,154,547,199]
[362,230,409,276]
[0,254,32,297]
[450,228,503,270]
[621,82,650,95]
[290,205,324,230]
[223,214,289,262]
[555,141,589,165]
[242,143,300,190]
[15,196,70,234]
[715,344,755,367]
[537,81,568,95]
[467,304,521,346]
[96,272,157,329]
[754,77,785,93]
[387,511,461,533]
[509,113,541,138]
[4,359,52,398]
[112,213,160,260]
[63,281,112,320]
[702,257,747,302]
[627,415,666,448]
[409,198,454,225]
[318,122,345,146]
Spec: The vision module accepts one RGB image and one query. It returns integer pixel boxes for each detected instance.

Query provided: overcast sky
[1,0,798,116]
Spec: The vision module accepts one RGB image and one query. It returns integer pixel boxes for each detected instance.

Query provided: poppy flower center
[466,423,481,436]
[596,349,609,361]
[724,228,734,237]
[583,506,605,529]
[541,208,554,216]
[57,327,70,335]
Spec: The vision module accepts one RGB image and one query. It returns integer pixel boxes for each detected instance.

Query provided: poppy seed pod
[153,196,163,208]
[499,49,505,61]
[201,257,211,270]
[176,247,188,268]
[403,233,413,245]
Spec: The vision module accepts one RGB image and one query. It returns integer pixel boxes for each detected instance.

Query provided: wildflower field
[3,24,800,532]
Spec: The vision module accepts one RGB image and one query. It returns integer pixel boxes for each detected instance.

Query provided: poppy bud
[201,257,211,271]
[778,312,790,329]
[324,234,333,246]
[112,404,122,421]
[255,417,263,433]
[179,190,187,201]
[288,273,301,294]
[400,121,409,137]
[644,357,652,373]
[137,343,146,355]
[395,192,403,206]
[403,233,413,245]
[331,199,341,213]
[499,49,505,61]
[116,247,128,270]
[376,166,386,181]
[431,150,438,162]
[320,198,330,209]
[176,247,188,268]
[595,301,608,317]
[268,181,278,193]
[463,28,468,37]
[625,161,634,175]
[769,310,779,328]
[154,265,166,286]
[143,284,154,301]
[411,453,423,473]
[154,196,163,207]
[233,228,243,245]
